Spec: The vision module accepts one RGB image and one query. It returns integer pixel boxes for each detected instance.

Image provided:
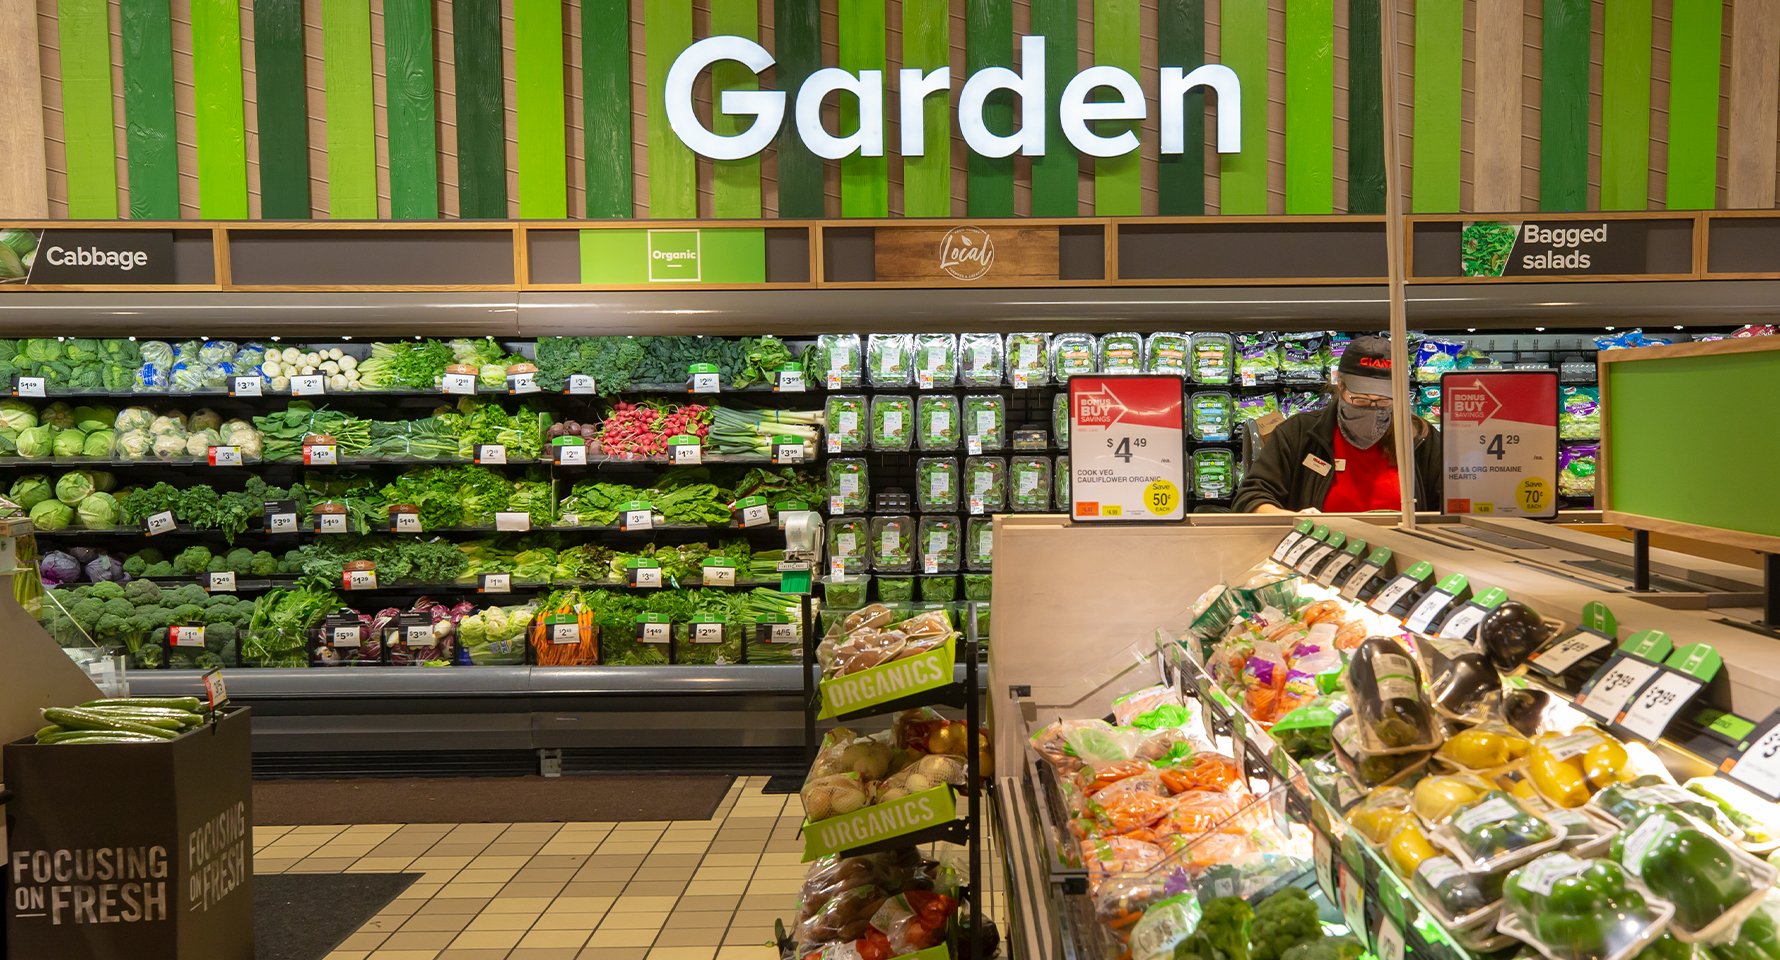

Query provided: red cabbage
[84,555,128,584]
[40,551,81,587]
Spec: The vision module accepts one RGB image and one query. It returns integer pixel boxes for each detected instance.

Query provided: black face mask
[1337,398,1392,449]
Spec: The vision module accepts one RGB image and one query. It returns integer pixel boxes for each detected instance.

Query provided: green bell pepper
[1613,808,1756,932]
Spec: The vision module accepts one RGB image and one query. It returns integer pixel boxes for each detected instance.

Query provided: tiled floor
[254,775,997,960]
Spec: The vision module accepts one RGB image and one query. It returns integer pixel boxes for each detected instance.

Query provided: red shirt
[1322,427,1401,512]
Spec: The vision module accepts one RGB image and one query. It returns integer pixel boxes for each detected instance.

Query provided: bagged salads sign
[0,228,175,285]
[1459,221,1645,277]
[666,36,1242,161]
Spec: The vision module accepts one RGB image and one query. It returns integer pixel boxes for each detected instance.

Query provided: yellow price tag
[1516,477,1552,514]
[1144,479,1180,516]
[1103,504,1123,516]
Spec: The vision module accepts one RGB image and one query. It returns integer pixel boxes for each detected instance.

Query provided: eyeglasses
[1342,391,1393,409]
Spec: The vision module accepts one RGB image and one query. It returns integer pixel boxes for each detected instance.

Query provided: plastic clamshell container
[826,458,870,514]
[1683,776,1780,854]
[825,395,869,452]
[963,394,1006,450]
[959,332,1005,387]
[1050,333,1098,383]
[964,456,1007,512]
[815,334,864,387]
[1004,333,1050,386]
[1409,854,1506,933]
[1333,715,1434,788]
[870,515,915,572]
[912,332,958,387]
[1496,855,1674,960]
[867,334,914,388]
[917,457,960,512]
[1145,332,1190,376]
[870,396,915,451]
[917,394,961,451]
[1432,793,1567,873]
[827,517,870,574]
[1613,808,1778,942]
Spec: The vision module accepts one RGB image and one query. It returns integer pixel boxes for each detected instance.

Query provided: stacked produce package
[1041,540,1780,960]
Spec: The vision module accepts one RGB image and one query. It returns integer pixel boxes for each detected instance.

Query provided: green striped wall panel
[583,0,633,218]
[1541,0,1590,211]
[1156,0,1203,216]
[121,0,180,218]
[900,0,950,217]
[323,0,376,218]
[773,0,823,217]
[1284,0,1334,213]
[1667,0,1723,210]
[1411,0,1461,212]
[645,0,695,218]
[189,0,248,218]
[966,0,1013,217]
[1600,0,1652,210]
[252,0,310,218]
[1094,0,1140,215]
[383,0,439,219]
[452,0,508,218]
[838,0,888,217]
[515,0,568,218]
[1218,0,1267,214]
[710,0,762,218]
[57,0,116,218]
[1346,0,1385,213]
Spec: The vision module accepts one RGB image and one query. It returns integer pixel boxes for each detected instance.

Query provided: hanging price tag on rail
[506,371,539,394]
[1724,711,1780,801]
[263,500,298,534]
[1528,602,1619,678]
[771,436,805,464]
[669,436,702,465]
[1615,667,1705,742]
[342,566,378,591]
[775,366,805,393]
[478,573,511,594]
[688,363,720,394]
[553,439,587,466]
[619,501,654,532]
[303,442,337,466]
[626,560,662,588]
[206,572,236,593]
[734,496,769,528]
[1369,562,1433,615]
[1067,375,1185,521]
[169,624,205,648]
[1575,653,1662,724]
[1270,519,1311,561]
[207,445,242,467]
[290,374,325,396]
[635,616,671,644]
[143,511,176,536]
[702,559,737,587]
[548,617,581,645]
[1294,530,1344,574]
[441,371,477,395]
[565,374,595,395]
[1317,539,1366,585]
[12,376,46,398]
[691,622,725,644]
[1441,370,1559,518]
[229,376,262,397]
[1281,525,1327,567]
[475,444,506,465]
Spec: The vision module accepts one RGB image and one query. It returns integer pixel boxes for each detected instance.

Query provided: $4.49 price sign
[1067,375,1184,521]
[1441,370,1559,518]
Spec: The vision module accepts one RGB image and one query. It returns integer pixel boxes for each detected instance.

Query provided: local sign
[1069,375,1185,521]
[1442,371,1559,518]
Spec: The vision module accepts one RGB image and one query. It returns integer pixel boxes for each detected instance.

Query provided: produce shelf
[33,522,800,539]
[128,664,805,699]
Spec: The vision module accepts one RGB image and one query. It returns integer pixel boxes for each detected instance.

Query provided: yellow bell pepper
[1387,822,1439,877]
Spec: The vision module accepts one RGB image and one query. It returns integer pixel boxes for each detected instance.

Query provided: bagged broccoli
[1010,457,1051,512]
[918,395,960,450]
[917,457,959,512]
[959,332,1004,386]
[964,394,1004,450]
[1146,332,1190,377]
[912,333,957,388]
[872,396,914,451]
[867,334,913,388]
[1005,333,1050,387]
[965,456,1007,513]
[814,334,863,388]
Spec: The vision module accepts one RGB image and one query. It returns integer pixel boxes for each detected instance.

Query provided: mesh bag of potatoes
[802,727,896,820]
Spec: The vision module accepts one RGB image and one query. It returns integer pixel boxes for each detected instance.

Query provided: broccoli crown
[224,547,256,574]
[68,596,107,625]
[170,603,207,624]
[247,550,280,576]
[102,597,135,620]
[124,579,163,605]
[1249,887,1321,960]
[204,622,238,650]
[87,581,126,601]
[122,555,148,577]
[1178,897,1254,960]
[143,561,175,577]
[172,546,213,575]
[168,584,209,607]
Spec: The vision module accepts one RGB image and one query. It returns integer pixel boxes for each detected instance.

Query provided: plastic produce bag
[1560,443,1598,499]
[1560,388,1600,440]
[1128,893,1202,960]
[1435,791,1563,871]
[966,516,993,571]
[1236,333,1279,384]
[1610,807,1773,936]
[1279,332,1328,382]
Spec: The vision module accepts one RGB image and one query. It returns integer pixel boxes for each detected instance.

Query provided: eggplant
[1429,652,1501,721]
[1499,688,1550,737]
[1345,636,1439,750]
[1478,601,1554,671]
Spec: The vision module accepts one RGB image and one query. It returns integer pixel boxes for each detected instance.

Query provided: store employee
[1233,336,1442,514]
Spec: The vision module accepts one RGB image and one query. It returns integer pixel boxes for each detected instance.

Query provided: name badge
[1334,459,1347,472]
[1303,454,1332,476]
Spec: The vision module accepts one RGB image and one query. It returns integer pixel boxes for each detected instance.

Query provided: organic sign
[801,784,957,860]
[818,637,955,719]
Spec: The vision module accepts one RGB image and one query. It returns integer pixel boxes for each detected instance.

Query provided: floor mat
[255,873,417,960]
[253,774,735,825]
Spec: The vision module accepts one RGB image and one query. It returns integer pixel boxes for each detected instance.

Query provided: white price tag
[692,622,725,644]
[145,511,177,536]
[1618,669,1705,741]
[206,572,236,592]
[767,622,797,644]
[969,496,985,515]
[566,374,596,394]
[1241,370,1257,387]
[638,621,671,643]
[559,513,580,526]
[1339,562,1381,599]
[208,445,242,466]
[507,372,539,394]
[826,373,842,390]
[476,444,507,464]
[1318,553,1358,585]
[702,565,737,586]
[923,556,940,574]
[1011,371,1030,389]
[672,442,702,465]
[1529,631,1613,674]
[14,376,46,398]
[554,443,588,466]
[1403,590,1455,634]
[495,511,531,532]
[738,503,769,528]
[265,510,298,533]
[290,374,325,396]
[1296,543,1337,574]
[331,625,361,648]
[1281,536,1321,566]
[392,512,422,533]
[1270,531,1307,563]
[827,436,842,454]
[1368,574,1419,613]
[829,558,847,579]
[550,622,581,644]
[1338,868,1366,942]
[916,370,934,389]
[1438,603,1489,640]
[622,508,654,531]
[772,442,804,464]
[230,376,262,397]
[403,624,434,648]
[776,369,805,392]
[1577,656,1662,722]
[479,573,511,593]
[343,568,378,590]
[1374,916,1405,960]
[303,444,338,466]
[1313,830,1335,902]
[315,512,348,533]
[169,624,205,648]
[967,438,983,455]
[829,496,846,513]
[690,371,720,393]
[1730,724,1780,800]
[630,566,663,588]
[441,372,477,394]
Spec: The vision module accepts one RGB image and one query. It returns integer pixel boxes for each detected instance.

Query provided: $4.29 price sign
[1441,371,1559,518]
[1067,375,1184,521]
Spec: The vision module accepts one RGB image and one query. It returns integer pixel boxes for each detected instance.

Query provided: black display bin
[4,707,253,960]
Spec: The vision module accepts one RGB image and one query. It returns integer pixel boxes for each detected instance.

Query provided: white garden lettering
[666,35,1241,161]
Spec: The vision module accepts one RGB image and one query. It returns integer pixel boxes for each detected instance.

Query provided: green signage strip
[514,0,569,218]
[190,0,250,218]
[1283,0,1333,214]
[582,0,634,218]
[1345,0,1385,213]
[900,0,950,218]
[802,784,957,860]
[323,0,377,219]
[710,0,763,218]
[1410,0,1461,212]
[580,229,767,285]
[382,0,438,219]
[644,0,695,218]
[1030,0,1080,216]
[838,0,888,217]
[1094,0,1141,216]
[58,0,121,218]
[1599,0,1653,211]
[1697,708,1755,743]
[819,637,956,719]
[122,0,181,219]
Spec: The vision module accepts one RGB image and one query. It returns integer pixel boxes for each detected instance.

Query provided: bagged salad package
[1006,333,1050,386]
[1051,334,1098,382]
[1191,333,1234,384]
[1559,444,1598,499]
[1282,390,1329,417]
[913,333,958,388]
[1100,332,1144,374]
[827,458,870,514]
[825,395,868,452]
[1236,333,1279,384]
[1560,387,1600,440]
[959,332,1005,386]
[1145,332,1190,376]
[1053,393,1070,446]
[871,396,914,451]
[1192,448,1237,500]
[917,457,959,512]
[1278,332,1328,382]
[1190,392,1235,441]
[1011,456,1051,511]
[964,394,1005,450]
[918,394,960,450]
[919,516,961,572]
[1235,393,1282,424]
[828,516,869,574]
[867,334,914,388]
[815,334,864,388]
[965,456,1007,512]
[871,515,915,571]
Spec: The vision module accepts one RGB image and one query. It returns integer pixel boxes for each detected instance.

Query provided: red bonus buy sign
[1068,376,1186,521]
[1445,380,1502,425]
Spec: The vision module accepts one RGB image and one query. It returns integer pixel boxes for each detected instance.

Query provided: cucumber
[46,733,165,745]
[35,724,64,739]
[85,706,203,726]
[42,707,180,740]
[78,713,185,730]
[82,696,203,713]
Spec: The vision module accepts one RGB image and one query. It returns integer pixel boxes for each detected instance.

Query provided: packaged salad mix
[867,334,914,388]
[964,394,1005,450]
[815,334,863,387]
[959,332,1005,386]
[1005,333,1050,386]
[913,333,958,387]
[871,395,914,451]
[918,394,961,450]
[917,457,960,511]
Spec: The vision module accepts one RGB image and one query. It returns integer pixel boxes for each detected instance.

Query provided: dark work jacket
[1231,405,1443,513]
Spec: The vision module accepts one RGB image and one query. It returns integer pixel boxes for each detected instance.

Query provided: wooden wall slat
[57,0,117,217]
[1284,0,1333,213]
[122,0,181,218]
[0,0,49,217]
[1600,0,1652,209]
[838,0,888,217]
[583,0,633,217]
[1728,0,1779,208]
[452,0,508,217]
[515,0,568,217]
[1410,0,1461,212]
[709,0,762,218]
[1473,0,1523,211]
[323,0,377,218]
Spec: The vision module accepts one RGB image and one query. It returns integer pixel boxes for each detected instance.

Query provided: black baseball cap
[1336,335,1395,397]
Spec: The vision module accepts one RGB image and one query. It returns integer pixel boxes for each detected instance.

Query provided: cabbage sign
[0,228,175,285]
